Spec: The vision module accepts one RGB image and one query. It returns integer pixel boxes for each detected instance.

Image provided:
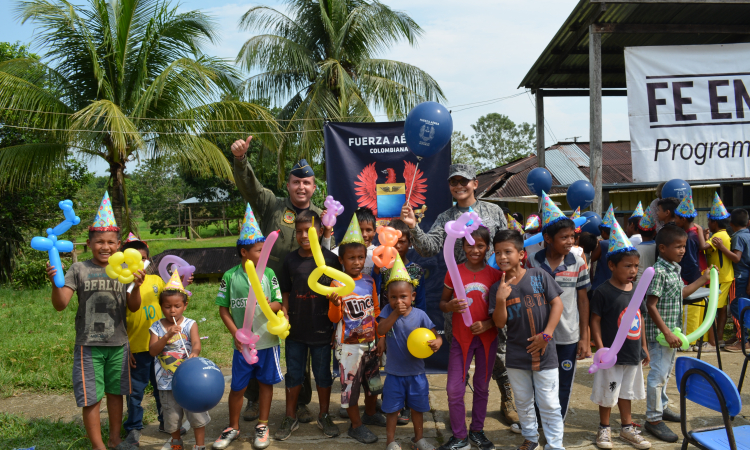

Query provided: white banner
[626,43,750,182]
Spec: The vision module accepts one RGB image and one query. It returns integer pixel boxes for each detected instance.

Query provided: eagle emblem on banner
[354,162,427,220]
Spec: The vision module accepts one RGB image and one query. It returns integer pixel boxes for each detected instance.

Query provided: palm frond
[0,142,68,190]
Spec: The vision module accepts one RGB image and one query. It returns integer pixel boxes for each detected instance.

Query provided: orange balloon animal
[372,226,401,269]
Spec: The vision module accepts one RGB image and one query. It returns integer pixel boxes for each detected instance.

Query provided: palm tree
[237,0,446,185]
[0,0,278,230]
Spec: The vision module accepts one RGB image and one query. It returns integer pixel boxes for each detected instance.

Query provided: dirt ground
[2,350,749,449]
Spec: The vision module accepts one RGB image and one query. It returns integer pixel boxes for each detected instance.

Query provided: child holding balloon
[378,255,442,450]
[439,226,501,450]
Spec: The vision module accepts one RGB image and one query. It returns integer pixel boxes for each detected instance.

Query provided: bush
[10,248,70,289]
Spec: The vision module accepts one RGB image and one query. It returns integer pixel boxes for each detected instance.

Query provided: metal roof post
[589,24,603,214]
[535,89,545,168]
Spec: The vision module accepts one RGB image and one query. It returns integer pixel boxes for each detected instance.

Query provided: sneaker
[620,425,651,449]
[253,424,270,449]
[159,423,187,436]
[113,442,139,450]
[348,424,378,444]
[510,423,522,434]
[213,427,240,449]
[362,412,387,427]
[244,400,260,422]
[398,407,411,425]
[468,430,494,450]
[700,342,716,352]
[644,421,678,443]
[339,406,349,418]
[169,439,183,450]
[317,413,341,437]
[412,437,436,450]
[662,407,681,422]
[274,416,299,441]
[387,443,403,450]
[125,429,141,447]
[516,440,541,450]
[296,404,314,423]
[437,436,470,450]
[724,341,745,352]
[193,446,206,450]
[596,426,613,449]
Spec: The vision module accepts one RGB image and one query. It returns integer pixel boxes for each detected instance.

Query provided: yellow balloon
[306,225,355,297]
[123,248,142,265]
[105,264,121,279]
[245,260,291,339]
[106,251,144,284]
[407,328,436,359]
[119,275,134,284]
[109,252,125,266]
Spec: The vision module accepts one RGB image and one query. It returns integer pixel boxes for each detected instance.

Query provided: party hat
[607,221,636,255]
[507,214,524,233]
[540,191,566,230]
[570,207,582,233]
[125,232,139,243]
[675,194,698,218]
[340,213,365,245]
[524,214,540,231]
[165,268,189,295]
[238,203,266,245]
[385,254,418,289]
[638,207,657,232]
[631,201,645,218]
[708,192,730,220]
[600,204,616,229]
[90,191,119,231]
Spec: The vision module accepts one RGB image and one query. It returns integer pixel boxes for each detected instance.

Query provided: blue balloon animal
[30,200,81,288]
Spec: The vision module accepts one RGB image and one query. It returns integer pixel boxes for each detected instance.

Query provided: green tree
[450,131,480,167]
[237,0,446,186]
[0,0,279,232]
[470,113,535,171]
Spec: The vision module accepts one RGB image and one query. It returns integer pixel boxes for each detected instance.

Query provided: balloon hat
[524,214,540,231]
[601,204,616,229]
[675,194,698,218]
[540,191,566,231]
[638,207,657,232]
[708,192,730,220]
[165,268,189,296]
[238,203,265,245]
[507,214,524,233]
[340,214,365,245]
[607,222,636,255]
[385,254,418,289]
[631,201,645,218]
[90,191,119,231]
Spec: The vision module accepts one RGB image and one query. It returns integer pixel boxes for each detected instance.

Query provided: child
[654,197,678,226]
[378,219,426,311]
[527,194,591,420]
[326,207,377,276]
[634,209,658,287]
[149,272,208,450]
[378,255,442,450]
[712,208,750,352]
[328,215,385,443]
[277,210,341,440]
[643,224,711,442]
[439,226,501,450]
[591,205,615,292]
[213,204,283,449]
[491,229,564,450]
[626,201,645,247]
[524,214,544,255]
[46,193,143,450]
[590,223,651,449]
[579,232,599,266]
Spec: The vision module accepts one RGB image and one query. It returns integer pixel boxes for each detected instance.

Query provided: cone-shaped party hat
[385,254,418,289]
[540,191,566,231]
[607,221,636,255]
[638,208,657,231]
[601,204,616,229]
[524,214,540,231]
[164,268,189,295]
[238,203,266,245]
[708,192,730,220]
[340,213,365,245]
[507,214,524,233]
[631,201,645,218]
[90,191,119,231]
[675,194,698,218]
[125,232,139,243]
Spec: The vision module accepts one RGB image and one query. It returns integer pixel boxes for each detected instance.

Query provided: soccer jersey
[329,274,380,344]
[126,274,165,353]
[707,229,734,283]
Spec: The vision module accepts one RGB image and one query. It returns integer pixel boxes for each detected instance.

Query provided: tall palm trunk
[109,159,129,233]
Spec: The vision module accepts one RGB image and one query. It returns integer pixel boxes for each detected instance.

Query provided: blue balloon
[30,200,80,288]
[526,168,552,196]
[567,180,595,210]
[404,101,453,159]
[662,179,691,201]
[172,357,225,413]
[580,211,602,236]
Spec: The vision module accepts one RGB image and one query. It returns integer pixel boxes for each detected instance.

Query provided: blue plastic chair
[738,298,750,393]
[675,357,750,450]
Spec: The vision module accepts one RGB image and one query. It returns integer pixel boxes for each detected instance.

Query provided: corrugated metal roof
[545,149,590,185]
[557,144,589,167]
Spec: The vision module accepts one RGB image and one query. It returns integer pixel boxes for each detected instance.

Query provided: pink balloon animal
[322,196,344,228]
[444,211,482,327]
[372,226,401,269]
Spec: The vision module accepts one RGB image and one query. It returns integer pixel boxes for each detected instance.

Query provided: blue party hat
[631,201,644,218]
[675,194,698,219]
[540,191,566,230]
[607,221,636,255]
[601,204,616,229]
[238,203,266,245]
[90,191,119,231]
[708,192,730,220]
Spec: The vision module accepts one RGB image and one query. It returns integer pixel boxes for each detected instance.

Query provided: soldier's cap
[447,164,476,181]
[290,159,315,178]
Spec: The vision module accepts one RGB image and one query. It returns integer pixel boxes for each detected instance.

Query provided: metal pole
[188,206,194,240]
[589,25,603,214]
[535,89,545,168]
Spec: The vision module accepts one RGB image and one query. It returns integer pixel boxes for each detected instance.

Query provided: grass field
[0,412,105,449]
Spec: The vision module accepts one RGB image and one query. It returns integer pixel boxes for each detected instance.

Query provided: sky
[0,0,631,175]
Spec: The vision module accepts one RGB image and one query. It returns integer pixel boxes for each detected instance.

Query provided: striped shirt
[645,257,683,343]
[528,250,590,345]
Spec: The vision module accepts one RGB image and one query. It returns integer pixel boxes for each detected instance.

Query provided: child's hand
[664,330,683,348]
[166,324,181,338]
[328,292,341,306]
[128,352,136,369]
[376,338,386,357]
[577,339,592,360]
[526,333,548,356]
[642,346,650,366]
[45,261,57,284]
[395,300,409,316]
[188,352,198,359]
[700,266,714,284]
[233,335,243,351]
[132,269,146,287]
[495,273,516,303]
[427,336,442,353]
[470,320,492,335]
[712,236,726,250]
[187,274,195,286]
[447,298,468,313]
[703,228,711,241]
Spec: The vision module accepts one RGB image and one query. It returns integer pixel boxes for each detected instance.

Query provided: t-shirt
[488,268,563,371]
[331,243,375,277]
[591,240,611,291]
[707,229,734,283]
[680,226,704,284]
[215,265,283,351]
[629,234,642,247]
[378,304,435,376]
[64,260,130,346]
[378,261,426,311]
[635,241,657,289]
[149,317,195,390]
[444,264,501,327]
[527,249,590,345]
[329,274,380,344]
[731,228,750,283]
[590,280,646,365]
[126,274,165,353]
[279,248,341,345]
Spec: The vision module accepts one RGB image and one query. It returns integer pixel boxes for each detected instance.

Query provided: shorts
[159,389,211,432]
[285,339,333,389]
[231,347,284,392]
[590,364,645,408]
[381,374,430,414]
[73,344,131,408]
[717,280,734,308]
[335,343,382,408]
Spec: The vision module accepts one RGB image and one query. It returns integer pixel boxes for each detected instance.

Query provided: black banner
[324,122,452,372]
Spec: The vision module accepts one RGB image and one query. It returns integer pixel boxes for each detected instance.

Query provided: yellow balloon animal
[306,225,355,297]
[407,327,437,359]
[106,248,144,284]
[245,260,290,339]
